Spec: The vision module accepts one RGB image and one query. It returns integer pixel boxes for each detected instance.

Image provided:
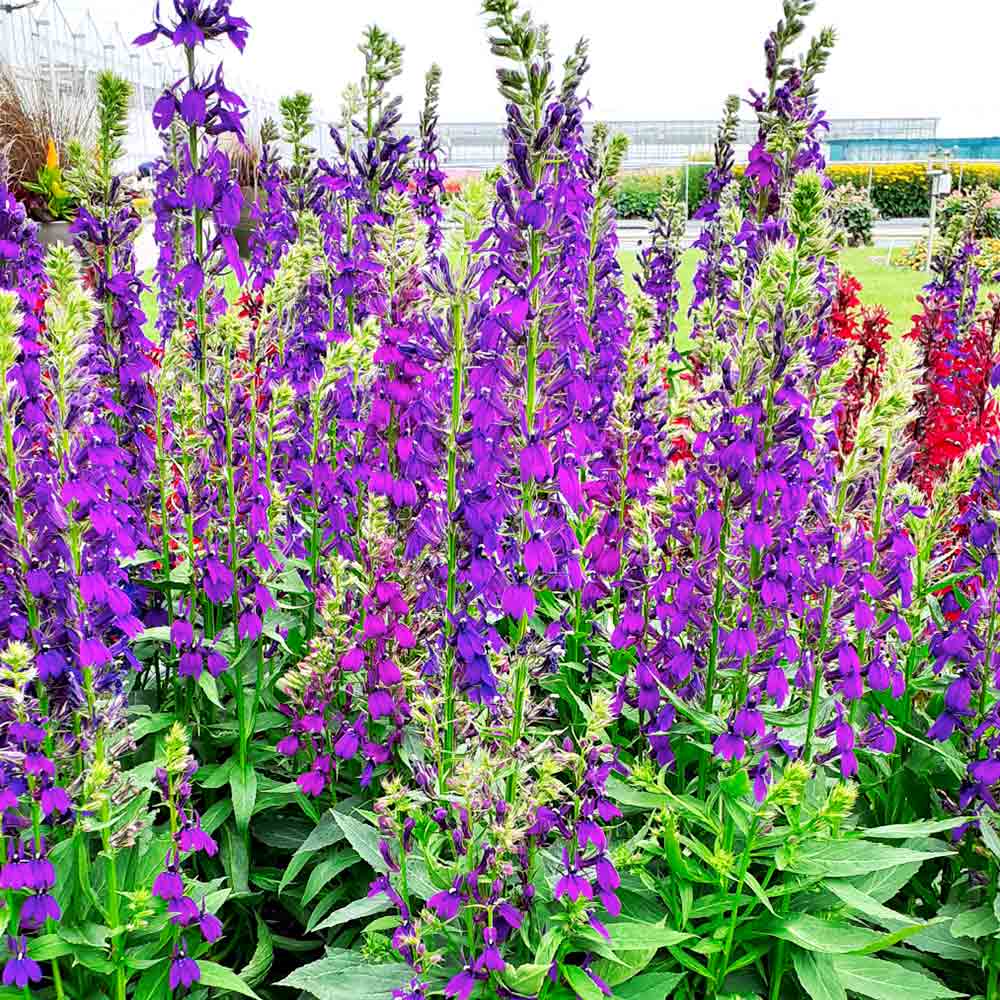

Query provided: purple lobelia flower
[169,939,201,991]
[926,441,1000,831]
[639,174,686,342]
[135,0,249,51]
[616,11,904,794]
[2,936,41,989]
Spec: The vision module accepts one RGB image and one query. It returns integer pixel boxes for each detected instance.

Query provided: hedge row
[613,162,1000,220]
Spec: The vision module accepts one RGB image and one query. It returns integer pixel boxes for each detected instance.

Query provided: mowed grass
[140,270,242,337]
[617,246,935,339]
[139,246,975,342]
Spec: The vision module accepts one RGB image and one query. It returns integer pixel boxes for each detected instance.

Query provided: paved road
[616,218,930,252]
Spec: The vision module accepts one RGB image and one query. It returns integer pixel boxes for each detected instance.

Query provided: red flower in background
[908,293,1000,494]
[831,273,891,453]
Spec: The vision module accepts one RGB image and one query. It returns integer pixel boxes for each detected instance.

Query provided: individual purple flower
[428,879,463,921]
[135,0,250,52]
[20,892,61,930]
[169,940,201,992]
[2,937,41,989]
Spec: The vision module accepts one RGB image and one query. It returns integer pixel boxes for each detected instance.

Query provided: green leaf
[653,682,725,734]
[200,759,234,790]
[278,809,347,893]
[979,816,1000,859]
[276,566,308,594]
[200,799,233,836]
[198,960,262,999]
[743,871,776,916]
[135,625,172,644]
[950,905,999,940]
[230,766,258,835]
[793,949,846,1000]
[120,548,161,568]
[783,840,951,877]
[845,853,926,903]
[303,850,361,905]
[222,824,251,897]
[502,964,549,997]
[27,934,73,960]
[758,915,888,954]
[130,712,176,742]
[563,965,605,1000]
[824,880,926,927]
[606,777,671,810]
[719,769,752,801]
[131,961,169,1000]
[239,915,274,988]
[334,811,386,872]
[831,955,964,1000]
[198,670,223,709]
[252,812,315,850]
[312,893,392,932]
[305,890,347,934]
[863,818,973,840]
[592,942,658,989]
[73,948,114,974]
[57,923,111,949]
[612,970,685,1000]
[276,949,412,1000]
[762,911,931,956]
[608,923,693,950]
[903,917,982,962]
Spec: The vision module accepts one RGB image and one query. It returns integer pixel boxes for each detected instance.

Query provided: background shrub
[611,162,1000,220]
[614,170,674,219]
[939,189,1000,239]
[830,184,878,246]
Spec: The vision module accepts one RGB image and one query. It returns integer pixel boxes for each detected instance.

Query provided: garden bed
[0,2,998,1000]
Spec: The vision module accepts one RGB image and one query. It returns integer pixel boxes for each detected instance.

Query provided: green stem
[975,593,1000,760]
[442,302,465,774]
[697,483,734,799]
[305,398,323,642]
[987,909,1000,1000]
[0,391,39,633]
[716,816,759,992]
[100,798,126,1000]
[804,587,835,761]
[507,227,542,802]
[222,353,248,773]
[185,46,208,425]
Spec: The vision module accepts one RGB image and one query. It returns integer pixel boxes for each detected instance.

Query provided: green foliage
[616,162,1000,221]
[831,183,878,246]
[22,142,75,222]
[614,171,677,220]
[940,187,1000,239]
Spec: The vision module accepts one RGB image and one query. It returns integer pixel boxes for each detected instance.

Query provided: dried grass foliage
[0,62,95,185]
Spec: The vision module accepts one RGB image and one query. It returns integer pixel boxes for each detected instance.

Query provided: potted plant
[226,127,267,258]
[22,139,78,244]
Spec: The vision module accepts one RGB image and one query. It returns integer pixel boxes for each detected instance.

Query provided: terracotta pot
[235,183,266,259]
[35,220,73,249]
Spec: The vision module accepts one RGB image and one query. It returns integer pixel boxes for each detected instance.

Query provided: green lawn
[141,270,242,337]
[618,246,936,337]
[139,247,971,342]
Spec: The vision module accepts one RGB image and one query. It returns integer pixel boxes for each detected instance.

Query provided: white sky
[56,0,1000,135]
